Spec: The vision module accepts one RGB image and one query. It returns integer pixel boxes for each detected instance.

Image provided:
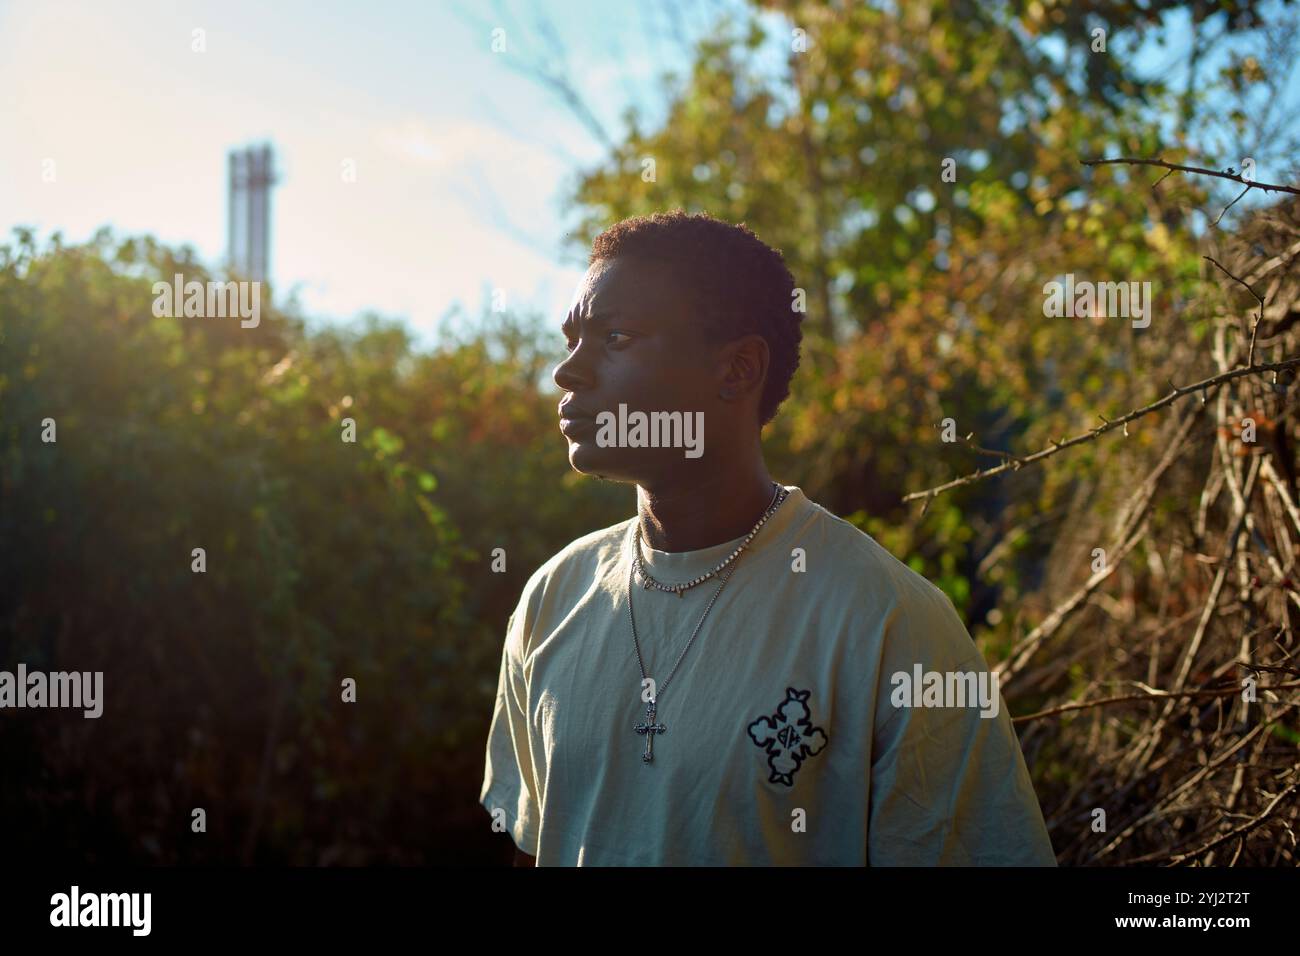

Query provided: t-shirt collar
[627,485,808,581]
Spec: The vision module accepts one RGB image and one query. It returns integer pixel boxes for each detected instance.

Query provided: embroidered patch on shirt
[747,687,829,787]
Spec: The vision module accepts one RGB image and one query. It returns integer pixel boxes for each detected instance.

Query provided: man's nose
[553,345,593,392]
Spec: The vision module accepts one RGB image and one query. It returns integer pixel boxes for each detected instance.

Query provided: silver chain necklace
[632,481,784,597]
[629,481,789,763]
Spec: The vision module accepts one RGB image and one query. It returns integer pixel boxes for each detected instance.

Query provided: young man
[479,211,1056,866]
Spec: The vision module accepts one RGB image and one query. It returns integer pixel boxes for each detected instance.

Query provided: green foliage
[0,229,627,863]
[569,0,1237,628]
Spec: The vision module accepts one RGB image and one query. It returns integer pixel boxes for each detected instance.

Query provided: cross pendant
[634,701,666,763]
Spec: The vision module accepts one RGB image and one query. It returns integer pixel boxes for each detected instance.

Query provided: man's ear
[718,333,769,403]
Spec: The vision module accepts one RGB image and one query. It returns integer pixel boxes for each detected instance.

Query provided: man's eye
[564,331,629,352]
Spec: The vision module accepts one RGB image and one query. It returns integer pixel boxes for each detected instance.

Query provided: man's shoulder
[794,495,954,612]
[515,516,634,608]
[546,516,634,573]
[795,495,979,668]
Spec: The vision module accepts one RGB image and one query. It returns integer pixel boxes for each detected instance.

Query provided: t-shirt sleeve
[479,604,541,857]
[867,580,1057,866]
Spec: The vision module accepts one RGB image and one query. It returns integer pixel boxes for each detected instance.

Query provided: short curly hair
[589,210,803,427]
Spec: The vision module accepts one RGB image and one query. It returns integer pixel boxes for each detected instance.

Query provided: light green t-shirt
[479,485,1057,866]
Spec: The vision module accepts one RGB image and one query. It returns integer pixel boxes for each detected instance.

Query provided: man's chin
[567,440,635,481]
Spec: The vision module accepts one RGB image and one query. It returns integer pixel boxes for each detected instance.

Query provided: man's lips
[558,401,598,437]
[559,414,596,437]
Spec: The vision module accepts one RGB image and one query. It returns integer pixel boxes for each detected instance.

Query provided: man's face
[553,256,723,483]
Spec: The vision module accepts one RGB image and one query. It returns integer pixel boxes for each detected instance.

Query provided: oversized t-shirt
[479,485,1057,865]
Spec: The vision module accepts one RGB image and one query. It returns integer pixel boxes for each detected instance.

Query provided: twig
[1081,157,1300,197]
[1212,186,1252,226]
[1164,779,1300,865]
[1204,256,1267,367]
[1262,457,1300,538]
[997,404,1203,680]
[1125,454,1263,773]
[958,432,1023,462]
[903,357,1300,503]
[1242,235,1300,287]
[1088,703,1299,863]
[1013,680,1300,724]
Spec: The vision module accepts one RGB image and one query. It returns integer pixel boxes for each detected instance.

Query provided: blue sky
[2,0,1294,347]
[0,0,709,343]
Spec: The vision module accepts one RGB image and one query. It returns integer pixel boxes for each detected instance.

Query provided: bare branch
[1081,157,1300,196]
[1204,255,1267,366]
[1164,778,1300,865]
[1212,185,1252,226]
[903,357,1300,504]
[995,404,1204,681]
[1088,703,1300,863]
[1012,679,1300,724]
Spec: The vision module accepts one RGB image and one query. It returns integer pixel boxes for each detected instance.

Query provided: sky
[2,0,1295,348]
[0,0,715,345]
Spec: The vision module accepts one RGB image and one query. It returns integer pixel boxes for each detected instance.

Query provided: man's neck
[636,464,777,553]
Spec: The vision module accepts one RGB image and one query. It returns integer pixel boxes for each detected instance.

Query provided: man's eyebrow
[561,312,620,332]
